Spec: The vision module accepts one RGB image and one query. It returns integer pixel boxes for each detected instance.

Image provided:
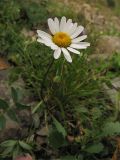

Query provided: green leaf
[48,130,67,149]
[75,107,88,113]
[52,117,67,137]
[7,109,18,122]
[33,113,40,128]
[0,115,6,129]
[77,155,84,160]
[0,140,17,148]
[32,100,43,114]
[1,147,14,157]
[9,67,22,84]
[11,87,18,102]
[19,141,32,151]
[107,0,116,7]
[61,155,78,160]
[16,102,30,110]
[91,108,102,120]
[102,121,120,137]
[53,76,61,83]
[11,87,22,103]
[0,99,9,110]
[85,143,104,154]
[13,145,22,159]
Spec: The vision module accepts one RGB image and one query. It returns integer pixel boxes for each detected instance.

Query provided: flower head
[37,17,90,63]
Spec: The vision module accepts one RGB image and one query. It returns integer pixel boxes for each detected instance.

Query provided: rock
[111,77,120,89]
[21,28,36,41]
[0,127,30,143]
[18,110,32,128]
[80,3,93,23]
[0,68,34,103]
[0,80,10,101]
[35,126,49,147]
[0,69,34,142]
[91,36,120,59]
[36,126,48,136]
[15,154,33,160]
[5,116,18,129]
[97,36,120,54]
[36,136,46,146]
[77,3,105,26]
[103,77,120,105]
[0,69,10,100]
[103,84,118,105]
[111,16,120,32]
[0,110,32,142]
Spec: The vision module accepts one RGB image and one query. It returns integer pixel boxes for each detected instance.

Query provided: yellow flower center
[52,32,71,47]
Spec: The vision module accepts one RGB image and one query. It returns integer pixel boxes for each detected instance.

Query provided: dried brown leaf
[112,137,120,160]
[0,58,10,70]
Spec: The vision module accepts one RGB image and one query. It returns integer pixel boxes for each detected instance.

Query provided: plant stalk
[40,58,54,108]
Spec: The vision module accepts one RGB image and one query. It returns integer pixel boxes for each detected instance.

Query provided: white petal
[64,25,73,33]
[37,38,45,44]
[62,48,72,63]
[37,30,52,44]
[40,35,51,43]
[60,16,66,32]
[37,30,52,39]
[48,18,56,35]
[71,26,84,39]
[37,35,58,50]
[77,42,90,46]
[63,19,73,32]
[67,47,80,54]
[43,40,51,47]
[72,35,87,43]
[54,17,60,32]
[69,23,78,35]
[67,19,72,24]
[49,43,58,50]
[54,48,61,59]
[70,44,87,49]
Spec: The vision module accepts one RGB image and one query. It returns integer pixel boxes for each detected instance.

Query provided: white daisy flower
[37,16,90,63]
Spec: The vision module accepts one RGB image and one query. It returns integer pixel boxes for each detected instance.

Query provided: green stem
[40,58,54,108]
